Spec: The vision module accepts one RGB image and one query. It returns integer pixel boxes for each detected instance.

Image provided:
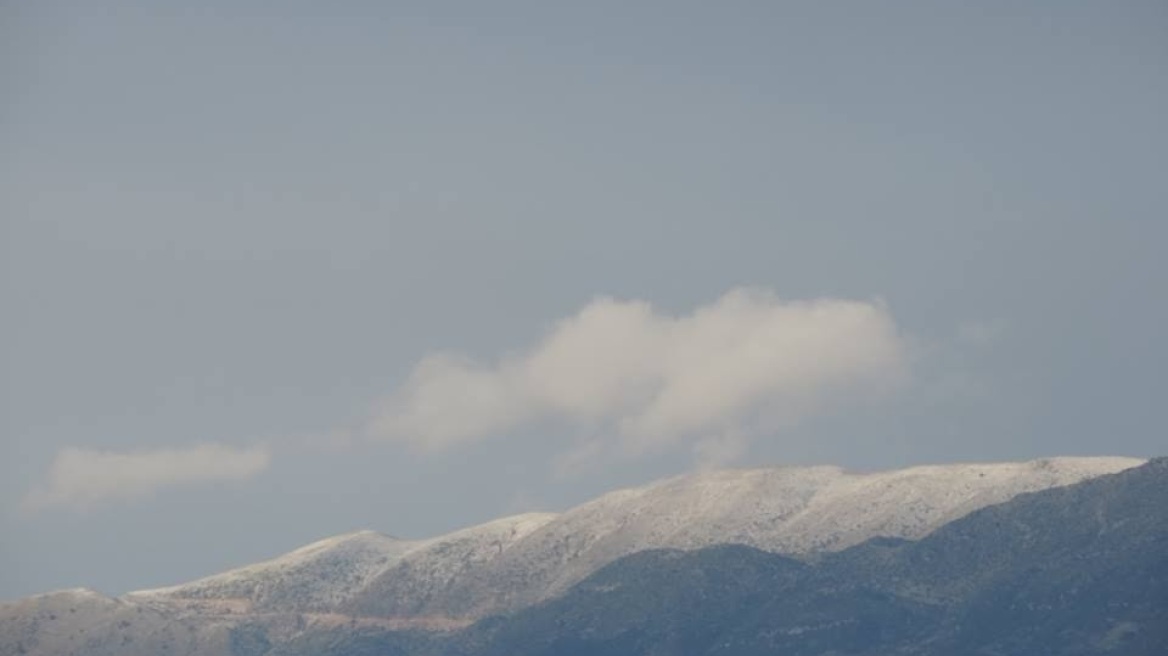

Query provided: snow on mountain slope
[128,529,421,612]
[127,514,557,617]
[344,456,1144,617]
[341,512,558,618]
[127,457,1143,621]
[0,588,234,656]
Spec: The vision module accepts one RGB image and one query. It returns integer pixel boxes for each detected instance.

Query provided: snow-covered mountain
[0,588,234,656]
[6,456,1154,656]
[127,456,1143,620]
[128,529,422,612]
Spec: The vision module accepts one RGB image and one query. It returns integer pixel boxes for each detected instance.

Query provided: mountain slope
[384,456,1168,656]
[113,457,1146,621]
[342,456,1143,617]
[129,514,558,617]
[476,455,1168,653]
[128,530,421,613]
[0,588,235,656]
[0,456,1148,656]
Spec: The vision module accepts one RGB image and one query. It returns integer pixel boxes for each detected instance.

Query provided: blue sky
[3,1,1166,599]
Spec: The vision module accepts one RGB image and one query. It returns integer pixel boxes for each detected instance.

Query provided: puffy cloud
[368,288,908,465]
[23,443,271,512]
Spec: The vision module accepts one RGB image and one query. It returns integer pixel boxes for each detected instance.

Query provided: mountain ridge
[441,456,1168,656]
[1,455,1150,656]
[122,456,1142,620]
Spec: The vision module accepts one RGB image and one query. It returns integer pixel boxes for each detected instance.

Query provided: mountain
[0,456,1149,656]
[0,588,235,656]
[139,456,1143,620]
[128,530,420,613]
[127,514,557,616]
[290,457,1168,656]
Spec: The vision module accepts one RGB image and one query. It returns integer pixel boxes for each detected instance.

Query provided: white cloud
[23,443,271,512]
[368,288,908,466]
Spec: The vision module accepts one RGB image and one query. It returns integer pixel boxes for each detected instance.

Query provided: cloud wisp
[22,443,271,512]
[368,288,908,466]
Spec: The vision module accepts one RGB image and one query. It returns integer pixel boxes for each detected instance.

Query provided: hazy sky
[3,1,1166,600]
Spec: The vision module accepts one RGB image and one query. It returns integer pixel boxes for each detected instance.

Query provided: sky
[2,1,1166,600]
